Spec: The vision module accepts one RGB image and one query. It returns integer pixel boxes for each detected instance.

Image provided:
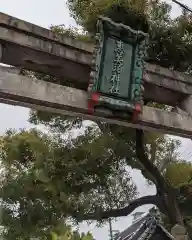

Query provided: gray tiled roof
[115,213,175,240]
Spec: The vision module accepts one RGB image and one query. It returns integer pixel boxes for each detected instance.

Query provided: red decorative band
[132,103,142,122]
[87,92,100,114]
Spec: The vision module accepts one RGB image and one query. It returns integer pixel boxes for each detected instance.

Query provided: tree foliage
[0,127,136,239]
[67,0,192,72]
[0,117,187,238]
[165,162,192,188]
[66,0,192,234]
[50,224,94,240]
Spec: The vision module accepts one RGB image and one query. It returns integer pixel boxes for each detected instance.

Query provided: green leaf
[36,169,50,183]
[59,192,67,202]
[51,232,58,240]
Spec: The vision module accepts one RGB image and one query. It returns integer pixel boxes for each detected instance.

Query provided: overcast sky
[1,0,192,239]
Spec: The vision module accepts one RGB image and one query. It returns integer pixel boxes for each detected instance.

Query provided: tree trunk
[163,190,184,225]
[135,130,192,238]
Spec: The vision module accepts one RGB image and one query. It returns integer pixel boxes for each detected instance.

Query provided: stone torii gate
[0,12,192,138]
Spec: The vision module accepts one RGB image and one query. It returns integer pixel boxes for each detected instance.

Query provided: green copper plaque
[99,37,133,98]
[88,16,148,120]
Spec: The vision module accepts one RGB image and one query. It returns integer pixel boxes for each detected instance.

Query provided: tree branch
[136,129,168,191]
[80,195,161,220]
[136,130,185,225]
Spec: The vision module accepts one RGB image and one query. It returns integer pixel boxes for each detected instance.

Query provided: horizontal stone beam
[0,12,192,106]
[0,68,192,138]
[0,26,91,89]
[0,12,93,53]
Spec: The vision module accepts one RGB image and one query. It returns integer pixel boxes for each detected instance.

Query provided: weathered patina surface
[0,66,192,138]
[0,12,192,108]
[88,17,148,120]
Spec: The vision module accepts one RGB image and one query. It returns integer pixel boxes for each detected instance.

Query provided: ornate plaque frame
[87,16,148,121]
